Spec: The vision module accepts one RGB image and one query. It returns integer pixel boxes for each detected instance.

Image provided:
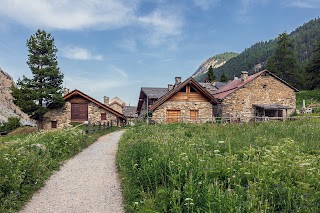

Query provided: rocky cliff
[192,52,238,82]
[0,68,34,125]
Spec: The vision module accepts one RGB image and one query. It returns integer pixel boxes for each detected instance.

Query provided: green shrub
[0,117,21,133]
[0,126,121,212]
[117,120,320,212]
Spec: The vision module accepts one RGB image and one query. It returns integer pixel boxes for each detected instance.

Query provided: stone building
[103,96,126,114]
[149,77,217,123]
[137,87,168,120]
[212,70,299,121]
[41,89,126,130]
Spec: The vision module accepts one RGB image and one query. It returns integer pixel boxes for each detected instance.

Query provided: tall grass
[0,126,121,212]
[117,120,320,212]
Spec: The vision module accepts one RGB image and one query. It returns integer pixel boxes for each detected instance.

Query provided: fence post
[85,123,89,134]
[92,123,96,134]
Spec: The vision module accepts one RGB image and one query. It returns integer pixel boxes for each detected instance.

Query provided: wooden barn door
[166,110,181,123]
[71,103,88,122]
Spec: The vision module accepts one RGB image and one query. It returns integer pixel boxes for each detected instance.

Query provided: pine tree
[12,29,65,129]
[305,40,320,89]
[220,72,228,82]
[207,65,216,82]
[267,32,302,88]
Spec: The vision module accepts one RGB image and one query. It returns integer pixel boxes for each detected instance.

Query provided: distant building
[39,89,126,130]
[212,70,299,120]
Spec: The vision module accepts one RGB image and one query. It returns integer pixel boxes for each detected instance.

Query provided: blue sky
[0,0,319,106]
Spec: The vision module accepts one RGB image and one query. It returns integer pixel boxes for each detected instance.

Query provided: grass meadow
[0,126,121,212]
[117,119,320,212]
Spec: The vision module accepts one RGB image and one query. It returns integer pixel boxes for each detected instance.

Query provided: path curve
[20,130,125,213]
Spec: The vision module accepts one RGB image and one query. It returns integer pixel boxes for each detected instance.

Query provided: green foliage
[220,72,228,82]
[214,17,320,86]
[0,127,121,212]
[305,40,320,89]
[296,89,320,108]
[207,65,216,82]
[11,29,65,129]
[267,32,302,88]
[0,117,21,133]
[117,120,320,212]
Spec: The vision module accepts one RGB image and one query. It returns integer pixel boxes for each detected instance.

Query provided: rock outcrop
[0,68,34,125]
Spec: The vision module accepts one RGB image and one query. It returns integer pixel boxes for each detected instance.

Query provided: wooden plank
[166,110,181,123]
[190,110,199,120]
[71,103,88,122]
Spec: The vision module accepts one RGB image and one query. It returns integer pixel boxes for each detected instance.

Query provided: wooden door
[166,110,181,123]
[71,103,88,122]
[190,110,199,121]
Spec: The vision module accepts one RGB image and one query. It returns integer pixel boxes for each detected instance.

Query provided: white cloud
[137,10,183,46]
[193,0,220,10]
[0,0,135,30]
[0,0,183,46]
[285,0,320,8]
[61,46,103,61]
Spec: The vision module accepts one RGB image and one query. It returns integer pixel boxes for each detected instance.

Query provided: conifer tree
[207,65,216,82]
[267,32,302,88]
[12,30,64,129]
[220,72,228,82]
[305,40,320,89]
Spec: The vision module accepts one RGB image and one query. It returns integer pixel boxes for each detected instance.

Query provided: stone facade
[219,75,296,120]
[43,100,118,130]
[152,101,213,123]
[109,102,123,114]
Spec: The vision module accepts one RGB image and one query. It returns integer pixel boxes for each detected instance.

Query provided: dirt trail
[20,130,125,213]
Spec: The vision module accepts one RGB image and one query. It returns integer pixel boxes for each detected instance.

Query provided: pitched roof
[137,87,168,112]
[199,82,228,93]
[212,70,299,100]
[64,89,126,120]
[123,106,138,118]
[109,97,126,106]
[150,77,217,111]
[141,87,168,99]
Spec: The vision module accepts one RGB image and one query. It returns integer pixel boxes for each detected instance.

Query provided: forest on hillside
[208,17,320,89]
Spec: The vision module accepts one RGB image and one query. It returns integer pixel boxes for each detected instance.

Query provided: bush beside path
[19,130,125,213]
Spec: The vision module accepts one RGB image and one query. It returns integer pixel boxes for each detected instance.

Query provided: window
[71,103,88,121]
[51,121,57,129]
[166,110,181,123]
[179,86,186,92]
[190,86,197,93]
[190,110,199,120]
[101,113,106,120]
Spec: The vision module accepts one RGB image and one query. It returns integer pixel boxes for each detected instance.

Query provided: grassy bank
[296,89,320,113]
[0,126,121,212]
[117,120,320,212]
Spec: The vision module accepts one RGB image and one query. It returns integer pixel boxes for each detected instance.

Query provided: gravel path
[20,130,125,213]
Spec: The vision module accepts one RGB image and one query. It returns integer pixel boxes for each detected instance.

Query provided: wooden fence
[146,116,320,124]
[84,121,115,134]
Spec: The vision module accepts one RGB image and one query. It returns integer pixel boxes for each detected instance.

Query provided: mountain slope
[213,17,320,81]
[0,68,34,125]
[192,52,238,81]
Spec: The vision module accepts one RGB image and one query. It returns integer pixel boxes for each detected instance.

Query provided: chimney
[175,77,181,85]
[104,96,109,105]
[63,88,70,96]
[241,71,248,81]
[168,84,174,91]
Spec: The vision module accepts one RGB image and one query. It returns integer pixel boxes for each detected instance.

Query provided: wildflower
[148,158,152,161]
[213,150,220,154]
[218,141,225,144]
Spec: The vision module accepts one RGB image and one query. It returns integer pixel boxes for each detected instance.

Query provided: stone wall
[43,102,71,130]
[152,101,213,123]
[43,101,118,130]
[109,102,123,114]
[220,75,296,120]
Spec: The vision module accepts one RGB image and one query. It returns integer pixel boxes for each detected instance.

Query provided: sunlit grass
[117,119,320,212]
